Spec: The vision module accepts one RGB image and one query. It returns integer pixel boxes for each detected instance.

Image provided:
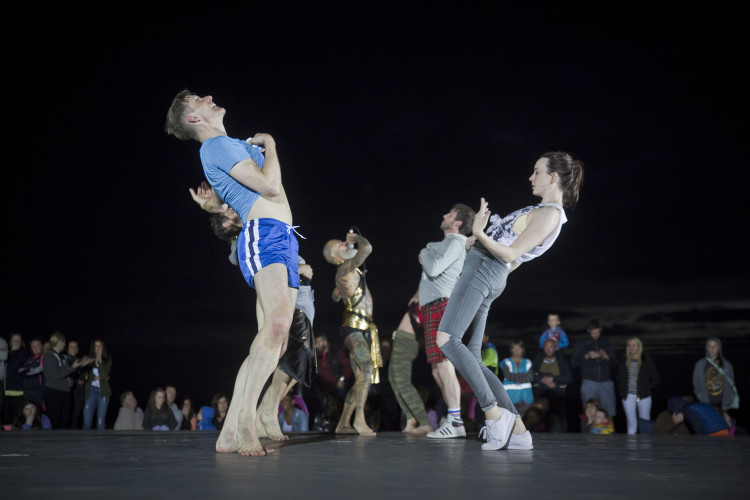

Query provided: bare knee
[436,331,451,347]
[267,313,292,344]
[434,359,453,376]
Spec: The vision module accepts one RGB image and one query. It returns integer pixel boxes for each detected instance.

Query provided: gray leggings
[438,248,519,416]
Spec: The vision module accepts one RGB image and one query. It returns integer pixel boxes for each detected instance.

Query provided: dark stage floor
[1,430,748,499]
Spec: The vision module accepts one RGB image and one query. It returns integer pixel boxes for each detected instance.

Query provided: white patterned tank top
[484,203,567,266]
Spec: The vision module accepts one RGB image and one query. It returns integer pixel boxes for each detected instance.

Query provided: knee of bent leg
[436,331,452,348]
[268,312,292,344]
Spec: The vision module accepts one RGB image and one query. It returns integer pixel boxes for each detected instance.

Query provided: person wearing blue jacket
[278,392,309,432]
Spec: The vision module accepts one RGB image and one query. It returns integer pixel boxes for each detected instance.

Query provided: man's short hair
[452,203,475,236]
[211,213,241,242]
[164,89,196,141]
[587,318,601,330]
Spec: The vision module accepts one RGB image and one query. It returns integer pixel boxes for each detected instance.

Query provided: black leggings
[44,387,72,429]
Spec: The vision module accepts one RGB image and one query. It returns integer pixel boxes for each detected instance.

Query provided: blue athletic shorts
[237,218,300,289]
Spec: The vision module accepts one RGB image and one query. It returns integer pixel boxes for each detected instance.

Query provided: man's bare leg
[336,385,358,434]
[252,302,294,441]
[256,368,296,440]
[335,333,375,436]
[216,356,250,453]
[433,359,461,411]
[219,296,279,450]
[217,264,296,456]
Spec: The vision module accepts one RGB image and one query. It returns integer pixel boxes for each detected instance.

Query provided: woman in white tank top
[435,151,584,452]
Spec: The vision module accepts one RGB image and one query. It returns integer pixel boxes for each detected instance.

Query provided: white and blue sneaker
[427,415,466,439]
[479,408,515,450]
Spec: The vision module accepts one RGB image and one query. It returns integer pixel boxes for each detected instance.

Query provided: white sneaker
[506,430,533,450]
[426,415,466,439]
[479,408,515,450]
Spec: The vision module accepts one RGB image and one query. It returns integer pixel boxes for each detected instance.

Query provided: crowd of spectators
[492,316,743,436]
[1,318,742,437]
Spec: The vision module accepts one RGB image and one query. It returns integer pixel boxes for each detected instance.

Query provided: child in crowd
[590,408,614,434]
[538,314,569,350]
[14,400,51,430]
[197,406,217,431]
[579,398,600,433]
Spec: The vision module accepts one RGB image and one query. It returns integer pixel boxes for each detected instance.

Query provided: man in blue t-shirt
[166,90,299,457]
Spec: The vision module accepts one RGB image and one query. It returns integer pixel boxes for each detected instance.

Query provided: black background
[4,4,747,427]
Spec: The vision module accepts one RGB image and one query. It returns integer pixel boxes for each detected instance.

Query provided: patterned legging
[389,329,429,426]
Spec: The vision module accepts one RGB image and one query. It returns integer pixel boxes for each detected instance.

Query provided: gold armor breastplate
[341,269,371,330]
[340,268,382,383]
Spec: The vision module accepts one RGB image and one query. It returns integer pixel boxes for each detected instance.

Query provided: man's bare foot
[405,424,432,434]
[335,425,358,435]
[259,410,288,441]
[235,425,276,457]
[403,419,417,433]
[239,444,276,457]
[216,428,237,453]
[353,421,377,436]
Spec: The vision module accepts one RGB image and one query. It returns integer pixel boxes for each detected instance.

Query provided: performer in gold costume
[323,229,381,436]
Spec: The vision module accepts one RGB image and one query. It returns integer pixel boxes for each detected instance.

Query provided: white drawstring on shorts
[286,225,306,239]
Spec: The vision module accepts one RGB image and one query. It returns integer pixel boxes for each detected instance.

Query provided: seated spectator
[143,388,178,430]
[501,341,534,416]
[532,339,572,432]
[645,396,730,436]
[278,392,309,433]
[22,338,45,409]
[312,393,343,433]
[590,408,614,435]
[579,398,601,433]
[180,397,197,431]
[14,400,51,430]
[165,386,183,431]
[210,393,229,431]
[522,396,551,433]
[196,406,217,431]
[113,391,144,431]
[539,313,569,350]
[278,393,309,417]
